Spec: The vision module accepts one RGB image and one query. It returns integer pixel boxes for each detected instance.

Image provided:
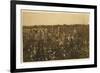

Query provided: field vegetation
[23,24,89,62]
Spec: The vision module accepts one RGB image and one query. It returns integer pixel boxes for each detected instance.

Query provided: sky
[21,10,90,26]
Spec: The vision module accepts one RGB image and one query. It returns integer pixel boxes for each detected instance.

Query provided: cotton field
[23,24,89,62]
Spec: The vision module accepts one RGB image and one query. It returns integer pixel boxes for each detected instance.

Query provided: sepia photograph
[22,10,90,62]
[11,1,97,72]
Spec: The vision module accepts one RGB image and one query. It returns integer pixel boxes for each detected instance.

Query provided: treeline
[23,24,89,62]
